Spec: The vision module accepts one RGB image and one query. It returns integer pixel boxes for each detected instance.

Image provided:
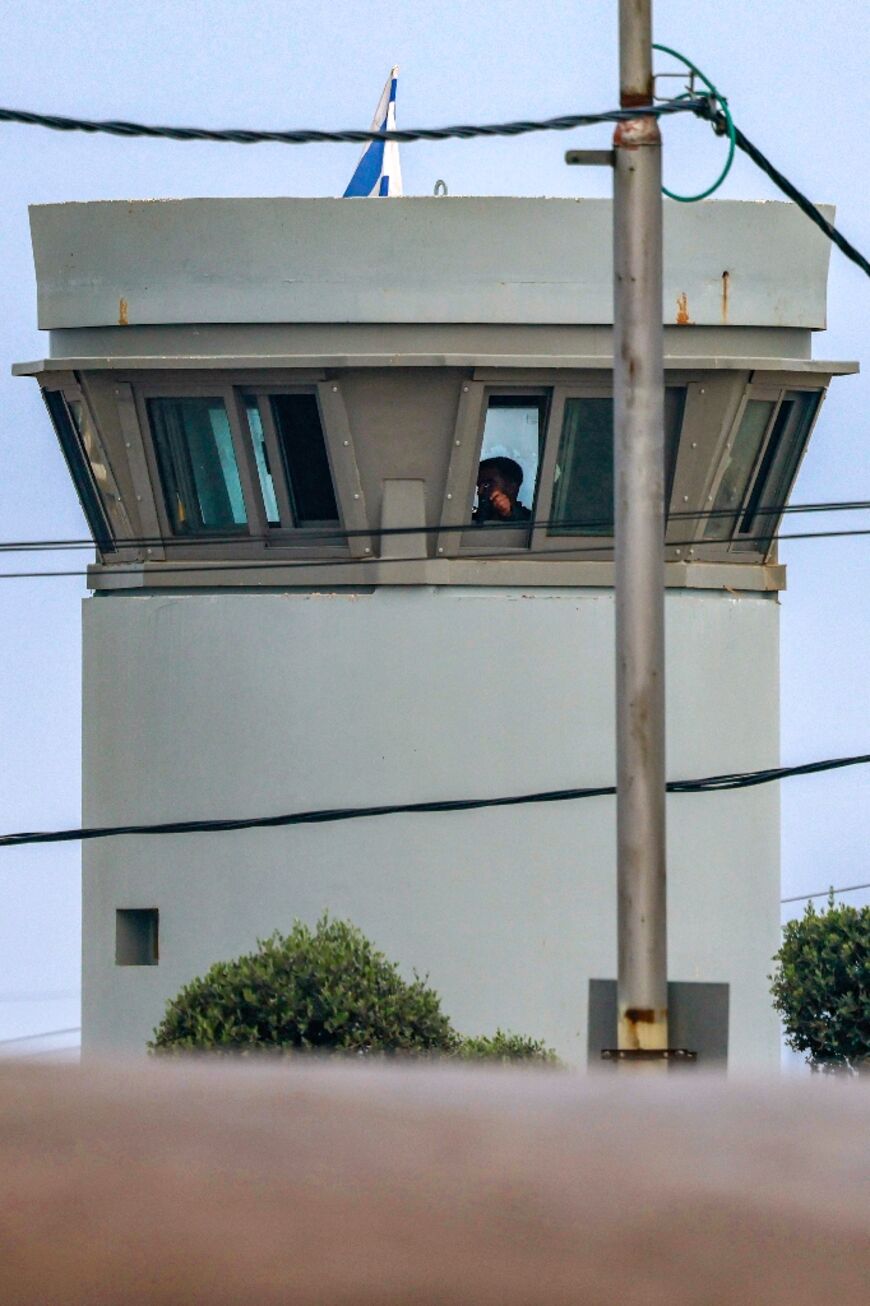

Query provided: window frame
[136,381,260,543]
[456,383,552,555]
[133,377,366,557]
[446,377,691,560]
[41,374,132,552]
[696,381,824,559]
[234,383,351,548]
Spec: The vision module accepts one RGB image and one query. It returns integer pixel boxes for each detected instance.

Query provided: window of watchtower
[474,394,546,526]
[148,397,247,534]
[241,391,339,528]
[548,388,686,535]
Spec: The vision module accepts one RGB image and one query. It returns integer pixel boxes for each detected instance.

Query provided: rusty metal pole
[613,0,669,1058]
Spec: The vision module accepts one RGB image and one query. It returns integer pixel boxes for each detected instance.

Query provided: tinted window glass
[549,388,685,535]
[703,398,774,541]
[270,394,338,525]
[43,390,113,550]
[244,398,281,525]
[738,390,821,550]
[148,397,247,534]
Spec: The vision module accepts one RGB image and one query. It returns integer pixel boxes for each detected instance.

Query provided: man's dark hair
[479,456,524,489]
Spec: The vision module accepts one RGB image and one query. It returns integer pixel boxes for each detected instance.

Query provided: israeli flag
[343,66,403,197]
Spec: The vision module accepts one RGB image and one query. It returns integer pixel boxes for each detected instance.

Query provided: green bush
[150,916,456,1056]
[770,893,870,1074]
[454,1030,561,1064]
[149,915,558,1064]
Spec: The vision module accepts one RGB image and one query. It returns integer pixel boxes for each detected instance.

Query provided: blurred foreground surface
[0,1061,867,1304]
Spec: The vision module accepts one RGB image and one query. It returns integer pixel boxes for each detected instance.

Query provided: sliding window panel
[540,387,686,554]
[702,396,776,542]
[41,375,134,552]
[147,396,249,535]
[42,388,115,552]
[735,389,823,555]
[239,392,292,531]
[665,375,747,554]
[270,393,339,527]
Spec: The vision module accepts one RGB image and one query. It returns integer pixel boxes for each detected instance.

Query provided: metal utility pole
[612,0,668,1058]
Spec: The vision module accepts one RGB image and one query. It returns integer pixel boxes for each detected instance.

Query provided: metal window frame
[40,374,118,553]
[447,377,693,561]
[452,382,552,556]
[698,380,826,561]
[128,376,366,558]
[135,380,259,544]
[235,381,364,555]
[532,381,617,558]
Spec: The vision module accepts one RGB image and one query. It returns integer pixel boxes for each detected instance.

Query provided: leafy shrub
[455,1030,560,1064]
[770,893,870,1074]
[150,916,456,1056]
[149,915,559,1064]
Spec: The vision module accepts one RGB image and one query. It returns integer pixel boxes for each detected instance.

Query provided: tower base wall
[82,587,781,1068]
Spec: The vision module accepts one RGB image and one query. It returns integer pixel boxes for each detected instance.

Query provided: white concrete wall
[82,587,781,1067]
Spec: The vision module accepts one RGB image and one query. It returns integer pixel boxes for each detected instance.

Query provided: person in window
[473,457,532,524]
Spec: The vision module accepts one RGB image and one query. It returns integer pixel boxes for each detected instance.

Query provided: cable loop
[652,44,736,202]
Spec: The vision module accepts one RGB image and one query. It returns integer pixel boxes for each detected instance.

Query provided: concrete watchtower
[16,196,854,1065]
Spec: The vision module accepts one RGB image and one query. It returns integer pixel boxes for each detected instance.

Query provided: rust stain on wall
[118,297,129,326]
[675,292,690,325]
[721,270,730,323]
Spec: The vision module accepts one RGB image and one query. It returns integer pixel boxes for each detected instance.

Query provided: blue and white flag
[343,66,403,197]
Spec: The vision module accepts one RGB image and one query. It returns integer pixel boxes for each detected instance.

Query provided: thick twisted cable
[652,44,736,202]
[717,116,870,279]
[0,98,705,146]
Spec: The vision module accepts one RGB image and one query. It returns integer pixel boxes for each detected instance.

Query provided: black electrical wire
[0,1027,81,1045]
[781,881,870,906]
[0,754,866,849]
[1,524,868,581]
[2,93,868,275]
[0,98,704,147]
[1,497,866,556]
[695,102,870,279]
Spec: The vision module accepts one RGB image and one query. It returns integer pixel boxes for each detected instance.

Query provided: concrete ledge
[86,559,786,592]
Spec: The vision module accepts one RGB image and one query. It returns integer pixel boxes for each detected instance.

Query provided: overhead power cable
[694,103,870,279]
[0,98,703,147]
[1,524,868,582]
[781,882,870,906]
[1,91,868,275]
[0,1026,81,1046]
[1,498,867,556]
[0,754,866,849]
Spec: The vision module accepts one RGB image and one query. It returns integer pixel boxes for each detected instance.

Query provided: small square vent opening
[115,908,159,965]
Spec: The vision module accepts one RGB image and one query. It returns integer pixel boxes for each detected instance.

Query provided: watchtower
[16,197,854,1064]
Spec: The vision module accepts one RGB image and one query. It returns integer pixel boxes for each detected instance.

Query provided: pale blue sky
[0,1,867,1047]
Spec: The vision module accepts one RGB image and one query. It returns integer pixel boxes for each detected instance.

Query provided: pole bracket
[565,149,615,167]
